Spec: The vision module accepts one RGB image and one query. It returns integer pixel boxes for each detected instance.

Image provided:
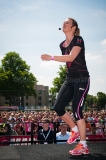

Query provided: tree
[0,52,37,105]
[93,96,98,106]
[50,65,66,94]
[49,65,66,105]
[86,94,93,107]
[97,92,106,109]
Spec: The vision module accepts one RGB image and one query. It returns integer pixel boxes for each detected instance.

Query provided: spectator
[85,120,92,135]
[95,118,104,135]
[56,123,70,144]
[49,118,54,131]
[87,113,95,134]
[104,118,106,135]
[22,115,28,122]
[0,116,14,145]
[1,116,12,136]
[31,119,38,135]
[10,118,15,130]
[14,119,24,135]
[0,123,5,136]
[24,116,32,135]
[37,118,54,144]
[8,113,16,121]
[53,117,60,132]
[0,113,2,123]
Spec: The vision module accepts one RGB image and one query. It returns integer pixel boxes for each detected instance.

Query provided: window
[5,97,9,100]
[38,102,42,106]
[38,96,42,101]
[26,96,28,100]
[26,102,28,106]
[38,90,42,94]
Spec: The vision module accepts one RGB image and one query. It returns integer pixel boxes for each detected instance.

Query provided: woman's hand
[41,54,51,61]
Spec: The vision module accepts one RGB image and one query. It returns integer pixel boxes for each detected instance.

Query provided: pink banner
[0,135,38,146]
[0,106,18,111]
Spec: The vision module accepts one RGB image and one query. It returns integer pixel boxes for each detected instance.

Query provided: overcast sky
[0,0,106,96]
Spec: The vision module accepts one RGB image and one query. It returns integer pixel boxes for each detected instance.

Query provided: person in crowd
[87,113,95,134]
[31,119,38,135]
[95,118,104,135]
[37,118,54,144]
[14,119,24,135]
[0,113,2,123]
[8,112,16,121]
[85,119,92,135]
[24,116,32,135]
[53,117,60,132]
[0,116,12,136]
[104,118,106,135]
[21,115,28,122]
[9,118,15,130]
[0,116,13,145]
[49,118,54,131]
[0,123,5,136]
[56,123,71,144]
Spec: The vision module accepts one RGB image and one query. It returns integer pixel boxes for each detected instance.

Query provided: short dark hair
[59,122,67,126]
[42,118,50,123]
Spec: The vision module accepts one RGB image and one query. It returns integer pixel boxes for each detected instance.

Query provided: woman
[41,18,90,155]
[85,119,92,135]
[24,116,32,135]
[14,119,24,135]
[95,118,104,135]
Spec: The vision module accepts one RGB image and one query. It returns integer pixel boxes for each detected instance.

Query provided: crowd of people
[0,109,106,138]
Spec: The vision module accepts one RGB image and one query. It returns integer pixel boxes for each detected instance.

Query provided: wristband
[51,56,54,60]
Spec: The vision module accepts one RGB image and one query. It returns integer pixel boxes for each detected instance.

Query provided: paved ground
[0,142,106,160]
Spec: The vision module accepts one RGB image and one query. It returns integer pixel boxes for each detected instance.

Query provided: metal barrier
[0,122,106,145]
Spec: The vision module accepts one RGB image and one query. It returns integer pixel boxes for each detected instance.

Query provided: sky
[0,0,106,96]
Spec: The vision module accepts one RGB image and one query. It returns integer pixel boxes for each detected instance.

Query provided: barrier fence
[0,122,106,146]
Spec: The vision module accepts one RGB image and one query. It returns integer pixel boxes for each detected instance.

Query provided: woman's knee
[54,104,65,116]
[73,110,83,121]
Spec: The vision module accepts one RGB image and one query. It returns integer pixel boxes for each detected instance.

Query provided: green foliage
[50,65,66,94]
[0,52,37,103]
[86,94,94,106]
[86,93,106,109]
[49,65,66,104]
[97,92,106,109]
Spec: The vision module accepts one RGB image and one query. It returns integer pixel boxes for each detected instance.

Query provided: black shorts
[54,77,90,121]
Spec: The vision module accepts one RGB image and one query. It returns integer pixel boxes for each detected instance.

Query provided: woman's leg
[77,119,86,140]
[69,78,90,155]
[54,82,75,128]
[60,112,75,128]
[72,78,90,142]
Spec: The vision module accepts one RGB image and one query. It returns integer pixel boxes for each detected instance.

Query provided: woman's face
[62,19,73,33]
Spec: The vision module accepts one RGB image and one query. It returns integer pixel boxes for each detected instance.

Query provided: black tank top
[60,36,90,78]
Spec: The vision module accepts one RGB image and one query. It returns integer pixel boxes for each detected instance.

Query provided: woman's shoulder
[73,36,85,47]
[74,35,84,40]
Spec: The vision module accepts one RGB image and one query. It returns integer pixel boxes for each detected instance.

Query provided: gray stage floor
[0,142,106,160]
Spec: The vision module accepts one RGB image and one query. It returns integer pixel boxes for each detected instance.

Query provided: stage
[0,142,106,160]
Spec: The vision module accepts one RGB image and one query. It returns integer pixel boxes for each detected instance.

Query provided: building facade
[0,84,49,108]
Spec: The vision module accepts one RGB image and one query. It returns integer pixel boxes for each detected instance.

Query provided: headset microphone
[59,28,61,30]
